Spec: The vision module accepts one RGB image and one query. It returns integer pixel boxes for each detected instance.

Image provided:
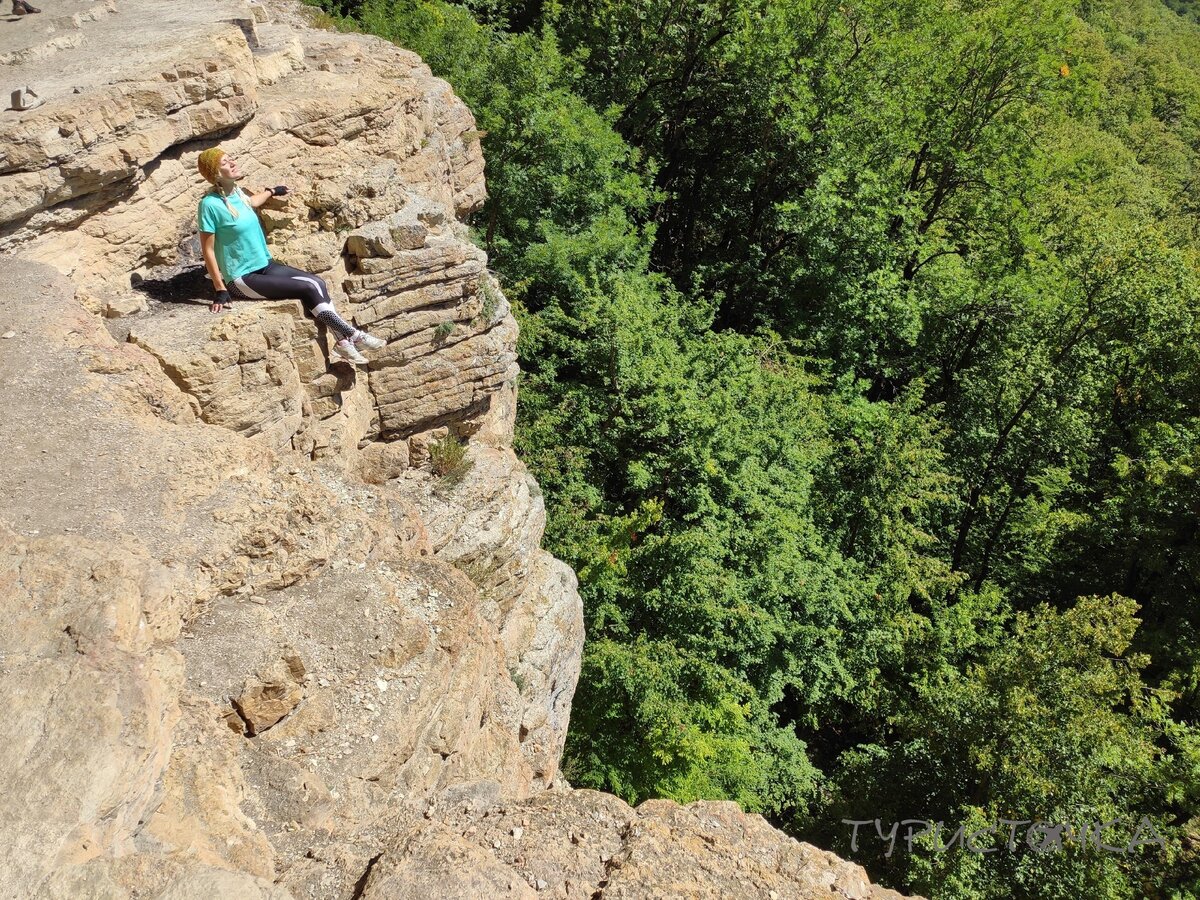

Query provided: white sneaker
[331,338,369,366]
[354,332,386,351]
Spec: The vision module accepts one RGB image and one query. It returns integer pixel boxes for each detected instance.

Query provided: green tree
[823,594,1187,899]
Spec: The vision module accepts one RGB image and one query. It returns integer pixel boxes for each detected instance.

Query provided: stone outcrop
[401,448,584,782]
[0,257,546,899]
[362,790,912,900]
[0,2,918,899]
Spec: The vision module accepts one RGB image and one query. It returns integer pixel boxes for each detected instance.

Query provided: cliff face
[0,2,915,898]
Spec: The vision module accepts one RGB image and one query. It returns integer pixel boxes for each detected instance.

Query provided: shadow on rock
[132,265,211,307]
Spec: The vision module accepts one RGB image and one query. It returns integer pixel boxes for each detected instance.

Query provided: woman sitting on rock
[196,147,383,366]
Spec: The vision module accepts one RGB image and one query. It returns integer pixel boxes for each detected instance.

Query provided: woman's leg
[233,262,359,341]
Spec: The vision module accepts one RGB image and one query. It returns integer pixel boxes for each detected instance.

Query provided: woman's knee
[290,275,330,308]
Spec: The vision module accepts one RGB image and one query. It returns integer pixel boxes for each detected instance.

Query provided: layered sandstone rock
[401,447,584,782]
[0,2,917,899]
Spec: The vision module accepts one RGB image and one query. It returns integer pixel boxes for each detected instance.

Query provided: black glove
[215,289,232,305]
[270,185,289,197]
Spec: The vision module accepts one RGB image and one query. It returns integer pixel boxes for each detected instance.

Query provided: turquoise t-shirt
[197,189,272,282]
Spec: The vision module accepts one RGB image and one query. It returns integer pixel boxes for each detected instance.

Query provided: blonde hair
[210,184,249,219]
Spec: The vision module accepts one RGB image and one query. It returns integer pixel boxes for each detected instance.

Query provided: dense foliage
[308,0,1200,896]
[1164,0,1200,24]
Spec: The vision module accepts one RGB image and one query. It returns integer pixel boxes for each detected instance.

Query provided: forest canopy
[307,0,1200,896]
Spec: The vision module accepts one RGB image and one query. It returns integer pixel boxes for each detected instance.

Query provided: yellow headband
[197,148,226,184]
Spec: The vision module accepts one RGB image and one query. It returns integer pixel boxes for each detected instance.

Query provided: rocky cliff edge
[0,2,916,898]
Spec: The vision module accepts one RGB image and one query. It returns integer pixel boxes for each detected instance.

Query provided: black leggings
[228,261,357,340]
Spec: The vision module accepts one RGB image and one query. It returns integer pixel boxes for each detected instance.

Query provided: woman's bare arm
[246,187,275,210]
[199,231,229,312]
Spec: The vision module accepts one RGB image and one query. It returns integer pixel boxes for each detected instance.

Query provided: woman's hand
[249,185,287,209]
[211,289,232,313]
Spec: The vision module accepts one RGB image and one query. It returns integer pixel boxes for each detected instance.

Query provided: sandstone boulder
[361,789,921,900]
[104,293,149,318]
[231,651,308,736]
